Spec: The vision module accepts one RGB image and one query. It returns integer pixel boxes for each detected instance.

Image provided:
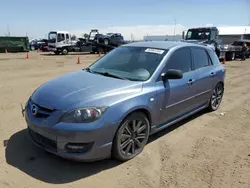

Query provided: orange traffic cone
[77,56,80,64]
[26,52,29,59]
[222,57,226,64]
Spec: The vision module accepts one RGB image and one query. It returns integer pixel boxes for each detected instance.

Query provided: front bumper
[25,110,120,162]
[48,47,57,52]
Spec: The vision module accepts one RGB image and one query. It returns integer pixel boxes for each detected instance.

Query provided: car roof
[124,41,206,50]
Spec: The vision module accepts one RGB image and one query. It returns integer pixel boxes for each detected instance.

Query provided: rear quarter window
[207,49,220,65]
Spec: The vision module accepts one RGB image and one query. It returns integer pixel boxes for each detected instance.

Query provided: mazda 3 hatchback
[25,41,225,162]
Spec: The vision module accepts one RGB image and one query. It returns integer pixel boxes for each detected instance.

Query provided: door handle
[188,79,195,85]
[210,72,216,77]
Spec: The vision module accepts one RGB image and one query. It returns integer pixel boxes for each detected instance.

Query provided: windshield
[186,29,211,40]
[88,46,167,81]
[48,32,57,43]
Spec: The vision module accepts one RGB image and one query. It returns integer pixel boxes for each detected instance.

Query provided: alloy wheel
[120,119,148,156]
[211,84,224,110]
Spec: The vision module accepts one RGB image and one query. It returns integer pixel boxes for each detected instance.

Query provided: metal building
[218,26,250,44]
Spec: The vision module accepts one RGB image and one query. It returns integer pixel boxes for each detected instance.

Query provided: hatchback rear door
[190,47,214,108]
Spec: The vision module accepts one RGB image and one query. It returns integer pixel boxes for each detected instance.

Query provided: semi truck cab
[182,27,228,60]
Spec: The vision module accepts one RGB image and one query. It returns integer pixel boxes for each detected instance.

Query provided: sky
[0,0,250,40]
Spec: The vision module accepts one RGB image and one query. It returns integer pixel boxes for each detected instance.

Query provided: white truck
[48,31,76,55]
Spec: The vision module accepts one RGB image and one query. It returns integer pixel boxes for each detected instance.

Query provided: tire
[97,47,104,53]
[54,51,60,55]
[104,39,109,45]
[30,46,35,51]
[62,48,68,55]
[112,112,150,162]
[226,52,235,61]
[208,83,224,111]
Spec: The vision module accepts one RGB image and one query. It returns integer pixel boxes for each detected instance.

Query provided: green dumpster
[0,36,29,53]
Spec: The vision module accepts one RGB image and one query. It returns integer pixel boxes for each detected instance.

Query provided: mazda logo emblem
[31,104,39,116]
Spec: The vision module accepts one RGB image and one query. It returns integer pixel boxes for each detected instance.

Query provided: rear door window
[192,48,210,70]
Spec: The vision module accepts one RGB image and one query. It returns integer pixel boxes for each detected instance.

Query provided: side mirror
[161,69,183,81]
[182,31,185,40]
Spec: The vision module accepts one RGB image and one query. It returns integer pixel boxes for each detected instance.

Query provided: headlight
[61,107,107,123]
[221,45,229,50]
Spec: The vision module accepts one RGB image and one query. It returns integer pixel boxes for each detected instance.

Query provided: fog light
[65,142,93,153]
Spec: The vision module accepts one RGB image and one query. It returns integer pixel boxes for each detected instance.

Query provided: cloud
[70,24,187,40]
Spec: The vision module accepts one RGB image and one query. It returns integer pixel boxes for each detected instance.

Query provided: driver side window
[165,48,192,73]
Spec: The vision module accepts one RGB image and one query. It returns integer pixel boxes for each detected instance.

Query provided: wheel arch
[120,107,152,127]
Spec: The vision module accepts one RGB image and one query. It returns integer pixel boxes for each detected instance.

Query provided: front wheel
[62,48,68,55]
[30,46,35,51]
[208,83,224,111]
[112,112,150,161]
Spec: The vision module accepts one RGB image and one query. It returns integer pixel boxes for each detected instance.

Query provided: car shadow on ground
[148,109,207,143]
[5,129,121,184]
[5,109,208,184]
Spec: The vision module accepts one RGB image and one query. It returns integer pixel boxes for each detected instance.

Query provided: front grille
[36,105,54,118]
[29,100,54,119]
[29,128,57,150]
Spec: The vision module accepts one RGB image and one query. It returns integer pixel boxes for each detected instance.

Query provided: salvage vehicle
[25,41,225,162]
[95,32,125,46]
[29,39,48,51]
[182,27,238,61]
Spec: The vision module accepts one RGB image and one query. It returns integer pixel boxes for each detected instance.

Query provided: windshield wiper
[94,71,128,80]
[84,68,129,80]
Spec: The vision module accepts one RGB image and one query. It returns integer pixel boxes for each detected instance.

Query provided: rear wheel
[208,83,224,111]
[104,39,109,45]
[112,112,150,161]
[226,52,235,61]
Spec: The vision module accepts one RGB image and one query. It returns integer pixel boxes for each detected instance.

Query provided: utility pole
[7,24,10,36]
[173,19,176,41]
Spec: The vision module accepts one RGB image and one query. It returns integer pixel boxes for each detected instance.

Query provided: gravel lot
[0,52,250,188]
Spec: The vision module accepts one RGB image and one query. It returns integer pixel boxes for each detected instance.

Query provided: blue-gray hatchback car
[25,41,225,162]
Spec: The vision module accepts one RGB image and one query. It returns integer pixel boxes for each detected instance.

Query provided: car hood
[31,70,143,111]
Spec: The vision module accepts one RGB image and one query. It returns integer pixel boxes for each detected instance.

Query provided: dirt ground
[0,51,250,188]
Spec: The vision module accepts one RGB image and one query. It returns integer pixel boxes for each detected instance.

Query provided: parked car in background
[29,39,48,51]
[25,41,225,162]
